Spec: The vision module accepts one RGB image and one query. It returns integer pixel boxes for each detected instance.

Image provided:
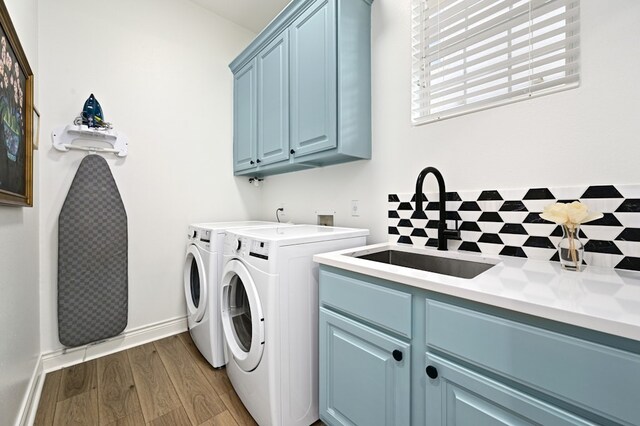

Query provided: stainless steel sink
[354,250,495,279]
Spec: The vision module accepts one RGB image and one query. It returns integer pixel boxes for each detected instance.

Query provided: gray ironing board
[58,154,128,347]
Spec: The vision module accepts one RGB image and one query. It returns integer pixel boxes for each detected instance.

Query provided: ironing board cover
[58,154,128,347]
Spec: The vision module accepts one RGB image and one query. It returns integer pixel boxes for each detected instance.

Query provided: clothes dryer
[184,221,289,368]
[220,225,368,425]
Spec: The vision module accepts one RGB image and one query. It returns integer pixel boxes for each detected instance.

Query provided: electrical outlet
[351,200,360,217]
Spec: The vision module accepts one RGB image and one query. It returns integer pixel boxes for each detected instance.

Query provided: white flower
[540,203,568,224]
[540,201,603,226]
[566,201,589,224]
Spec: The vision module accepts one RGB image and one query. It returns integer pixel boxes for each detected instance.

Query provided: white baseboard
[16,355,44,426]
[41,315,188,373]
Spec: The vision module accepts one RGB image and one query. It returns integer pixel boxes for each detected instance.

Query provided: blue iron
[81,94,104,128]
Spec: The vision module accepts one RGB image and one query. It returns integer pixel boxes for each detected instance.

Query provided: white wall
[258,0,640,244]
[0,0,39,423]
[38,0,260,354]
[32,0,640,361]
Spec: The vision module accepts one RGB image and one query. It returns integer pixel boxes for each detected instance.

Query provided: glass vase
[558,224,584,271]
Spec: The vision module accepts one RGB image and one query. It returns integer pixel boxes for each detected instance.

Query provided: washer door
[184,245,207,322]
[220,259,265,372]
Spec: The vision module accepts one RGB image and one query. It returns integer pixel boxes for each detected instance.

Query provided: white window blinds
[411,0,580,124]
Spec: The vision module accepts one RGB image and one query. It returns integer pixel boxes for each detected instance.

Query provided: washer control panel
[226,234,270,261]
[249,240,269,260]
[199,229,211,243]
[187,226,211,248]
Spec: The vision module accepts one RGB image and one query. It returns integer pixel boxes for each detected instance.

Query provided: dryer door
[184,245,207,322]
[220,259,265,372]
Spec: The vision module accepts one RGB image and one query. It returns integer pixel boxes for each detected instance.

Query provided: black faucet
[414,167,460,250]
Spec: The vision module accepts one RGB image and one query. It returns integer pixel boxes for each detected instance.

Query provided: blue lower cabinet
[318,266,640,426]
[319,308,410,426]
[425,353,596,426]
[425,300,640,426]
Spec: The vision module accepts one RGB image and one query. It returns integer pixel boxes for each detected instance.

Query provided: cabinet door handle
[256,159,262,164]
[425,365,438,379]
[290,149,295,155]
[250,160,255,165]
[392,350,403,362]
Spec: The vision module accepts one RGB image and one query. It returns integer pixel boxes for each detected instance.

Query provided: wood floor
[34,332,277,425]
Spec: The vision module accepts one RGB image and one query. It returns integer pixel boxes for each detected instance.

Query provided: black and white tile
[388,185,640,272]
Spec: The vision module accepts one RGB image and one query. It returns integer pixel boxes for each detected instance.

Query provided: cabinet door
[257,31,290,166]
[233,59,257,172]
[319,308,410,426]
[425,353,596,426]
[289,0,337,158]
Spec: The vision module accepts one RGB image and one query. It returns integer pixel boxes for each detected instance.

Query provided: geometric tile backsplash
[388,185,640,271]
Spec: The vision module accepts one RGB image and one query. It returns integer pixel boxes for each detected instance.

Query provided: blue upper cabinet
[229,0,373,177]
[257,31,290,167]
[290,0,337,158]
[233,59,257,172]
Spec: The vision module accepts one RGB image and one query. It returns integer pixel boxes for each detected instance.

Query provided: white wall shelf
[52,124,128,157]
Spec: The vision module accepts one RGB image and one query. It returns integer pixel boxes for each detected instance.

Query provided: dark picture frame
[0,0,34,207]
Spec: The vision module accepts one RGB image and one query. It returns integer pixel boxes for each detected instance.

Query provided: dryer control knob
[235,239,242,251]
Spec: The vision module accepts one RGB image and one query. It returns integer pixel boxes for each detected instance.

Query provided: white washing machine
[184,221,290,368]
[220,225,369,426]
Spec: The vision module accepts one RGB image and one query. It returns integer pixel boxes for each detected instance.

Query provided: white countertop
[313,243,640,341]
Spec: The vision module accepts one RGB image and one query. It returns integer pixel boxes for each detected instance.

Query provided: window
[411,0,580,124]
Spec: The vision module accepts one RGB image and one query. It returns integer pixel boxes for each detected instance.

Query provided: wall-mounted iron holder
[52,124,128,157]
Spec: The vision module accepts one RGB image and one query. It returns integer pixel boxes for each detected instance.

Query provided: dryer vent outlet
[317,214,334,226]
